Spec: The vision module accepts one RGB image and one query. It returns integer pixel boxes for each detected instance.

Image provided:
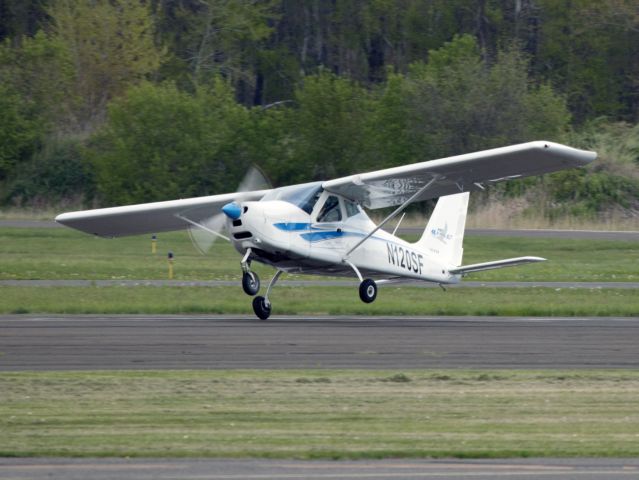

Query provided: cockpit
[260,182,323,214]
[261,181,365,222]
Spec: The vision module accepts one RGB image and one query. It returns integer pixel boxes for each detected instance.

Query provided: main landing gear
[252,270,283,320]
[345,260,378,304]
[359,278,378,303]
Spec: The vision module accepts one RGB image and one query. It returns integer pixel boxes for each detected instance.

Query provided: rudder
[414,192,469,266]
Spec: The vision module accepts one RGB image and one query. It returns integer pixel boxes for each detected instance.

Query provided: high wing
[448,256,545,275]
[323,141,596,209]
[56,140,595,238]
[55,190,270,237]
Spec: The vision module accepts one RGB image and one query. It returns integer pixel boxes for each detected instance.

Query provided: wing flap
[323,141,596,209]
[55,190,269,237]
[449,256,546,275]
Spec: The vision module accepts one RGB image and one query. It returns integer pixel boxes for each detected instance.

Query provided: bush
[2,136,94,206]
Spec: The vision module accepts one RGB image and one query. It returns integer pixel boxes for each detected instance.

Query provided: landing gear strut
[240,248,260,296]
[344,260,378,304]
[252,270,283,320]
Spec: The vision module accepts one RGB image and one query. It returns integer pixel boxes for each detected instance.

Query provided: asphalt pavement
[2,314,638,370]
[1,458,638,480]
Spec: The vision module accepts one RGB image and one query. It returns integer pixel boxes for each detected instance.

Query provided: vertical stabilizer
[414,192,469,266]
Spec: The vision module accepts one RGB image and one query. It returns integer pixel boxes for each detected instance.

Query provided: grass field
[1,285,637,316]
[0,226,638,282]
[1,226,637,316]
[2,369,638,459]
[2,226,638,460]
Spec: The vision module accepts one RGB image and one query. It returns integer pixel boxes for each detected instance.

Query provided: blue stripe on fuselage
[273,222,402,246]
[300,230,349,242]
[274,222,312,231]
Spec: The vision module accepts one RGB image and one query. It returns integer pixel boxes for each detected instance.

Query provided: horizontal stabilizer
[449,256,545,275]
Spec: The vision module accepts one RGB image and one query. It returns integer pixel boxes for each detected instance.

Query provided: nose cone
[222,202,242,220]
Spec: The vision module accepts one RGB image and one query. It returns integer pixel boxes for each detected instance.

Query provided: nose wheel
[240,248,260,296]
[242,271,260,296]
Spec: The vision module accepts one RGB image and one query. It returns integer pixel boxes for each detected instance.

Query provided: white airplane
[56,141,596,319]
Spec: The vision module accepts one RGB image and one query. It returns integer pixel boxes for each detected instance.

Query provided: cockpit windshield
[261,181,323,214]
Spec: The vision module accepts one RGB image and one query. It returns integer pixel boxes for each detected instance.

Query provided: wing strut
[175,214,230,242]
[343,176,440,259]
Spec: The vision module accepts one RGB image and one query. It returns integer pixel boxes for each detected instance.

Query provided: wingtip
[54,211,76,225]
[54,212,68,224]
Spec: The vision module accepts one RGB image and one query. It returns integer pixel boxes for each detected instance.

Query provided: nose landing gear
[240,248,260,296]
[241,248,281,320]
[242,271,260,296]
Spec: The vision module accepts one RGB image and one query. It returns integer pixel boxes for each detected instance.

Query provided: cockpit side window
[344,199,360,218]
[317,195,342,222]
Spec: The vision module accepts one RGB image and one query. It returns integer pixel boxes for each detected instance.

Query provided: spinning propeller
[187,166,271,254]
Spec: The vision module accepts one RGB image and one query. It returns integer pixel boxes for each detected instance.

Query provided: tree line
[0,0,637,218]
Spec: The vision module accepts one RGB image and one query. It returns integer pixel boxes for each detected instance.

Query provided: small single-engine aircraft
[57,141,596,319]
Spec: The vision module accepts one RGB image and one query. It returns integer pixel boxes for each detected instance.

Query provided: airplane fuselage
[228,198,460,285]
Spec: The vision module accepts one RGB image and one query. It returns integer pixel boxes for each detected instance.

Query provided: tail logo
[431,223,453,244]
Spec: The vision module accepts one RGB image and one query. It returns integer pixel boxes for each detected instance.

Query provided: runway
[2,315,638,370]
[1,458,639,480]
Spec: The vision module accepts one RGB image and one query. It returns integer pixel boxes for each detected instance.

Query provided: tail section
[414,192,469,266]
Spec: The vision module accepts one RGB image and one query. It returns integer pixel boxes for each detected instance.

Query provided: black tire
[359,278,377,303]
[242,271,260,296]
[252,295,271,320]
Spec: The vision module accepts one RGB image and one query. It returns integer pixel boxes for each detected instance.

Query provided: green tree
[0,84,41,181]
[533,0,639,121]
[154,0,277,103]
[365,72,413,170]
[2,135,95,206]
[48,0,164,129]
[0,0,49,41]
[90,81,249,205]
[288,70,371,181]
[0,31,73,181]
[403,35,570,160]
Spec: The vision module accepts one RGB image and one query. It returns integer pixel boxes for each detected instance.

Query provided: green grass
[1,285,637,316]
[1,227,637,282]
[2,369,639,458]
[1,226,636,316]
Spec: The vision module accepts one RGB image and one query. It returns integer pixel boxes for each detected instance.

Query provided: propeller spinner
[187,166,270,254]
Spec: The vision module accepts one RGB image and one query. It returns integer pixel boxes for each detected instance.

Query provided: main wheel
[359,278,377,303]
[242,271,260,296]
[252,295,271,320]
